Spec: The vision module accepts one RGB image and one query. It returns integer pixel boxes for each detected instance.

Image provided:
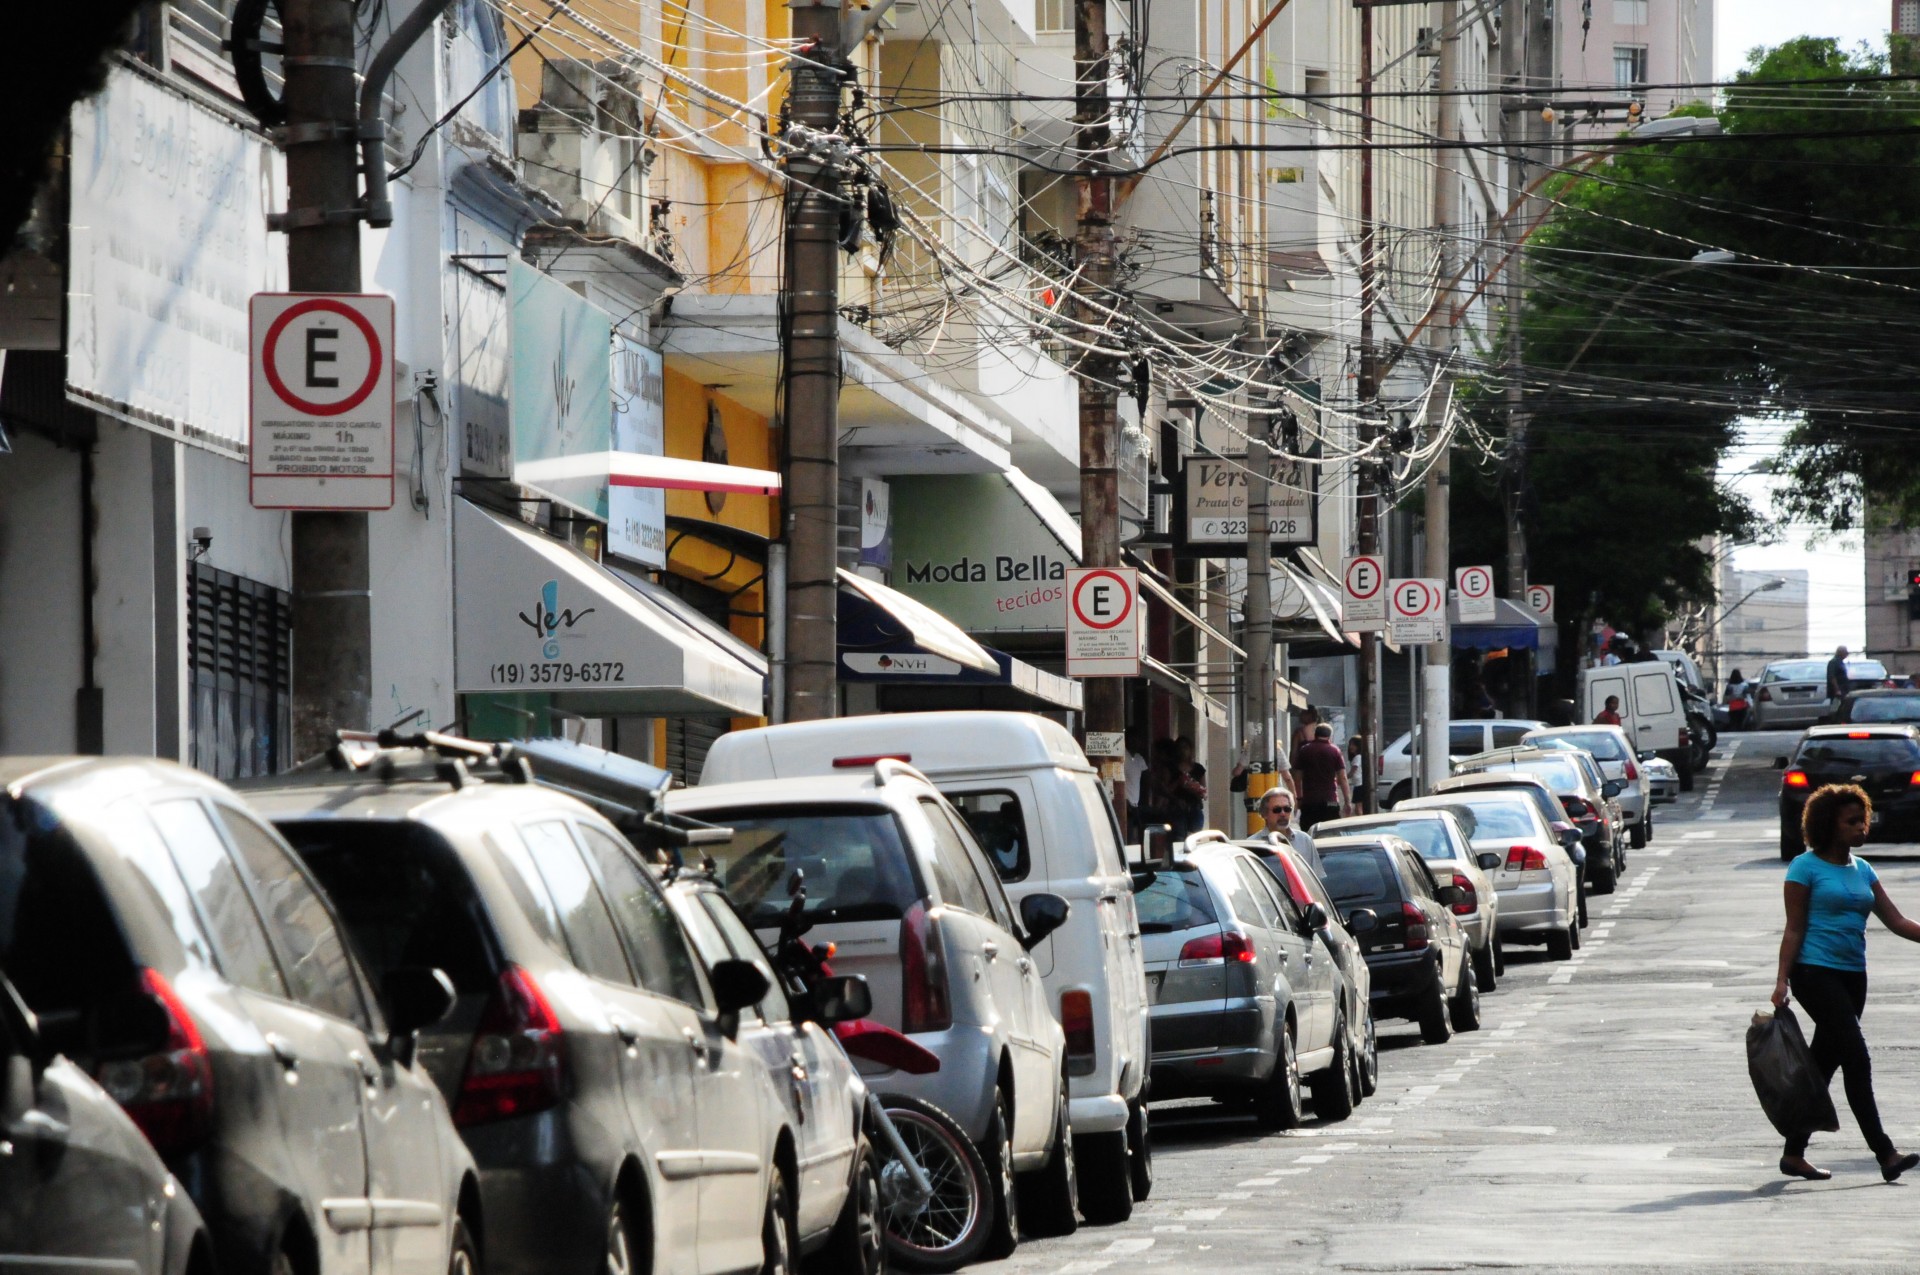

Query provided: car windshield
[1848,697,1920,723]
[1320,851,1397,905]
[1766,661,1826,683]
[1539,731,1628,762]
[1135,868,1218,933]
[1329,818,1455,860]
[1424,796,1538,840]
[698,806,924,925]
[1795,737,1920,769]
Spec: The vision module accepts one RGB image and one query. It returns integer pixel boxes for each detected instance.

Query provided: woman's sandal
[1880,1152,1919,1182]
[1780,1157,1832,1181]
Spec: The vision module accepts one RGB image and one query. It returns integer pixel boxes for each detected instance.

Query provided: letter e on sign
[250,292,396,511]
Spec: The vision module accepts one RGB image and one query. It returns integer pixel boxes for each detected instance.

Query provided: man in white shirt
[1257,785,1322,877]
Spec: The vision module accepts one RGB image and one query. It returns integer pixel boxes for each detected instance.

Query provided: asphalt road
[976,729,1920,1274]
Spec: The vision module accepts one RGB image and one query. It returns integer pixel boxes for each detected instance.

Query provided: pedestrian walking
[1724,668,1751,731]
[1772,783,1920,1182]
[1346,734,1370,812]
[1256,786,1322,878]
[1290,723,1350,830]
[1826,646,1851,703]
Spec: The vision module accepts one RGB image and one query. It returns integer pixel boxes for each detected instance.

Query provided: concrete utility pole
[1354,0,1381,812]
[281,0,371,755]
[780,0,849,722]
[1074,0,1126,804]
[1244,434,1276,831]
[1420,0,1459,794]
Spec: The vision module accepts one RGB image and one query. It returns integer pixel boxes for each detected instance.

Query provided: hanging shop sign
[510,258,611,517]
[607,336,666,567]
[892,473,1079,634]
[249,293,395,510]
[1175,450,1319,555]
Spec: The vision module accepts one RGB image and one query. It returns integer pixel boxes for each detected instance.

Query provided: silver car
[1397,791,1581,960]
[1751,658,1890,729]
[1452,747,1628,893]
[1140,841,1359,1128]
[1523,725,1653,847]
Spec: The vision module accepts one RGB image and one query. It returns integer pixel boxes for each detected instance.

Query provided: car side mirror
[1557,826,1583,849]
[1018,893,1071,950]
[1602,779,1625,798]
[1304,902,1330,932]
[807,974,872,1026]
[1345,908,1379,935]
[1435,884,1465,907]
[382,967,456,1057]
[1773,756,1788,770]
[1476,851,1502,871]
[709,959,772,1019]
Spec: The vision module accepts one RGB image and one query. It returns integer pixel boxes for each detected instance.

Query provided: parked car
[1581,662,1694,790]
[1237,838,1378,1097]
[1135,839,1359,1126]
[248,740,804,1275]
[1311,810,1503,992]
[665,763,1078,1253]
[1314,835,1476,1044]
[1830,688,1920,725]
[1398,788,1583,959]
[0,969,210,1275]
[1644,754,1681,803]
[0,757,480,1275]
[1754,658,1890,730]
[1776,724,1920,860]
[1522,724,1653,848]
[1451,747,1627,893]
[1375,719,1548,808]
[698,711,1150,1221]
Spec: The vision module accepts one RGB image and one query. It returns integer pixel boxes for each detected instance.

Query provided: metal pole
[282,0,371,756]
[1075,0,1125,805]
[1355,0,1381,812]
[1421,0,1459,793]
[781,0,848,722]
[1244,435,1275,833]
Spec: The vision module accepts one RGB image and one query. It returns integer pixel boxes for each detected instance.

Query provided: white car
[1396,790,1582,960]
[666,764,1079,1254]
[700,711,1152,1222]
[1644,754,1680,803]
[1377,719,1548,808]
[1522,724,1653,847]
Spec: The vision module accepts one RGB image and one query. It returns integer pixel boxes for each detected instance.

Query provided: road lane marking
[1104,1239,1156,1256]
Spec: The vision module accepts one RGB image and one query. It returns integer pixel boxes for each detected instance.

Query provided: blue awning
[1447,596,1554,652]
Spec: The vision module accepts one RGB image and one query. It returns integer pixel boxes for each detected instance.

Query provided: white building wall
[93,421,159,755]
[0,433,84,753]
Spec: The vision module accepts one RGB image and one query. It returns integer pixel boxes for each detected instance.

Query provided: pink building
[1557,0,1714,138]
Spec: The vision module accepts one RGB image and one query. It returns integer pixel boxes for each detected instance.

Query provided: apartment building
[1557,0,1713,139]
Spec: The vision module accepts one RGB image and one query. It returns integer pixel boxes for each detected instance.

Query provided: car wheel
[1253,1022,1304,1130]
[1358,1010,1380,1097]
[1308,1014,1357,1121]
[761,1165,798,1275]
[448,1219,478,1275]
[880,1094,991,1272]
[1591,860,1617,895]
[1630,819,1647,849]
[1679,765,1695,793]
[1781,824,1804,862]
[981,1092,1019,1259]
[1577,876,1589,928]
[1547,922,1574,961]
[1644,810,1655,843]
[822,1139,887,1275]
[1387,780,1412,810]
[605,1200,640,1275]
[1017,1080,1078,1238]
[1125,1100,1153,1202]
[1077,1127,1132,1225]
[1571,917,1583,950]
[1472,940,1497,993]
[1492,938,1507,977]
[1418,969,1453,1045]
[1450,962,1482,1033]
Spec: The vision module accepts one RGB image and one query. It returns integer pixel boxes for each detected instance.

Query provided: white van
[1580,662,1693,789]
[701,712,1152,1222]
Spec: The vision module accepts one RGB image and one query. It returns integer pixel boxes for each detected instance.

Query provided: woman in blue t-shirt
[1772,783,1920,1182]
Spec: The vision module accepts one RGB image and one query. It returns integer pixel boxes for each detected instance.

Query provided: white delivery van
[1580,662,1693,790]
[701,711,1152,1222]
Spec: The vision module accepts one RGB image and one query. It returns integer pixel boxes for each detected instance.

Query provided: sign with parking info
[1389,577,1447,644]
[1066,567,1141,677]
[1342,555,1386,631]
[250,293,394,509]
[1456,565,1497,622]
[1526,583,1556,622]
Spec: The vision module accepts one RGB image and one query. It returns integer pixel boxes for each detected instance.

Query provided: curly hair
[1802,783,1872,852]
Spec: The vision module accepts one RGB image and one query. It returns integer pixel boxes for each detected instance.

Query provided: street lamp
[1709,575,1786,682]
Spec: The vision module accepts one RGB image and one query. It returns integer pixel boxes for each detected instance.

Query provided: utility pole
[780,0,849,722]
[1354,0,1381,811]
[282,0,370,756]
[1073,0,1126,807]
[1420,0,1459,794]
[1244,434,1275,832]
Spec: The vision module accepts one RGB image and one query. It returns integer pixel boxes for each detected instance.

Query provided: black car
[1777,725,1920,859]
[1829,689,1920,726]
[1314,835,1477,1046]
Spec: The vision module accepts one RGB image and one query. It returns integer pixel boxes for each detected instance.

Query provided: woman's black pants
[1786,962,1895,1160]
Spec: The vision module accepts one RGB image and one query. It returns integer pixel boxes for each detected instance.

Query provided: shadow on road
[1145,1100,1351,1148]
[1617,1175,1898,1213]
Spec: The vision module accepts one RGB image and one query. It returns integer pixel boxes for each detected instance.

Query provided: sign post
[1456,565,1497,623]
[1389,578,1447,645]
[250,293,395,510]
[1343,554,1386,631]
[1066,567,1142,677]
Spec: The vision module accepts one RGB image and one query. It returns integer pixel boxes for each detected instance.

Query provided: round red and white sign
[1458,566,1493,599]
[260,298,384,417]
[1527,584,1554,614]
[1393,579,1442,618]
[1345,556,1383,600]
[1070,569,1134,630]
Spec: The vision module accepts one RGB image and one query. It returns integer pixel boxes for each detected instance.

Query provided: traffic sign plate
[1342,555,1386,631]
[1456,564,1496,623]
[250,292,395,510]
[1066,568,1141,677]
[1389,577,1447,644]
[1525,584,1555,622]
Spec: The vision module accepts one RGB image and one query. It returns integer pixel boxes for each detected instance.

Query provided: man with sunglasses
[1259,786,1322,876]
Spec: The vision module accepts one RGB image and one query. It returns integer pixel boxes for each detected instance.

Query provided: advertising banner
[608,337,666,567]
[510,258,611,517]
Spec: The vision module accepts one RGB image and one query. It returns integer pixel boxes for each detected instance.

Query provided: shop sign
[67,68,286,449]
[859,478,892,569]
[891,473,1079,633]
[1177,453,1317,552]
[510,258,611,517]
[608,337,666,567]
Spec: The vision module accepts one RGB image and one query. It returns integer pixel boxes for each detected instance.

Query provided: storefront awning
[837,569,999,672]
[1142,654,1230,727]
[1277,561,1352,645]
[1447,597,1554,652]
[514,451,782,495]
[453,499,766,715]
[838,645,1084,711]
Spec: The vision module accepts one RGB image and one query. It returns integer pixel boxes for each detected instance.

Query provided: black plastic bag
[1748,1006,1839,1138]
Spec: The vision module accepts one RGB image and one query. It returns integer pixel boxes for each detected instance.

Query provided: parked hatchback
[1523,725,1653,848]
[1452,747,1627,893]
[1315,835,1476,1044]
[1830,689,1920,726]
[0,757,479,1275]
[248,740,798,1275]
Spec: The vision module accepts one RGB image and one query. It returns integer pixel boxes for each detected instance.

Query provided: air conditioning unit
[517,59,651,247]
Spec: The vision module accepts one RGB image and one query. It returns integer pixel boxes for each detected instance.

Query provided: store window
[188,563,291,781]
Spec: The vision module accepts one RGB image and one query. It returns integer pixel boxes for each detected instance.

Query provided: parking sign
[1343,555,1386,631]
[1066,568,1142,676]
[1389,578,1447,644]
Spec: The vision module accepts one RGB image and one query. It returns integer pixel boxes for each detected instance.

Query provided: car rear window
[1767,661,1826,683]
[1795,737,1920,769]
[1848,697,1920,723]
[1135,868,1217,933]
[1320,850,1399,906]
[1499,759,1582,793]
[1435,796,1538,840]
[1347,818,1455,860]
[702,806,924,925]
[1544,731,1628,761]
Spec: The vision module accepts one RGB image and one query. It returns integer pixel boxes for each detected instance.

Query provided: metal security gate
[664,716,728,786]
[188,563,292,780]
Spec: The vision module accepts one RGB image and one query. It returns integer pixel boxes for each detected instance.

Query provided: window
[519,821,633,985]
[704,807,922,926]
[101,802,222,975]
[1071,774,1129,876]
[1634,674,1676,717]
[1217,860,1272,929]
[1490,723,1537,749]
[576,825,707,1008]
[1612,0,1648,23]
[1361,818,1455,860]
[696,895,790,1025]
[1613,45,1648,88]
[1901,0,1920,35]
[1447,724,1485,756]
[1134,870,1218,933]
[216,806,369,1029]
[918,800,1001,922]
[1232,860,1287,930]
[949,791,1031,882]
[1037,0,1071,32]
[1321,852,1394,906]
[149,799,287,999]
[1399,851,1438,899]
[1303,69,1331,125]
[188,564,292,781]
[1795,738,1920,769]
[1446,798,1536,840]
[484,829,567,952]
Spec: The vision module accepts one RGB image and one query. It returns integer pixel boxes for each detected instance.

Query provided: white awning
[837,569,1000,672]
[513,451,782,495]
[454,499,766,715]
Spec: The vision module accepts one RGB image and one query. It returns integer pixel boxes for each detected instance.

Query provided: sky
[1713,0,1887,654]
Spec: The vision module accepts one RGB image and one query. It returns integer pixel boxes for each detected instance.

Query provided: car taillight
[1563,797,1594,820]
[1680,727,1691,745]
[1401,902,1429,950]
[1623,759,1639,781]
[96,968,214,1159]
[1449,872,1476,916]
[1060,990,1096,1075]
[1783,770,1810,789]
[899,902,953,1034]
[1910,771,1920,788]
[1848,731,1872,740]
[454,965,568,1127]
[1506,845,1548,871]
[1177,930,1256,966]
[1758,687,1773,702]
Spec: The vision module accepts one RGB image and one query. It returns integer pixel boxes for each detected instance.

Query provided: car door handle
[1276,949,1289,963]
[981,942,999,961]
[264,1032,299,1072]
